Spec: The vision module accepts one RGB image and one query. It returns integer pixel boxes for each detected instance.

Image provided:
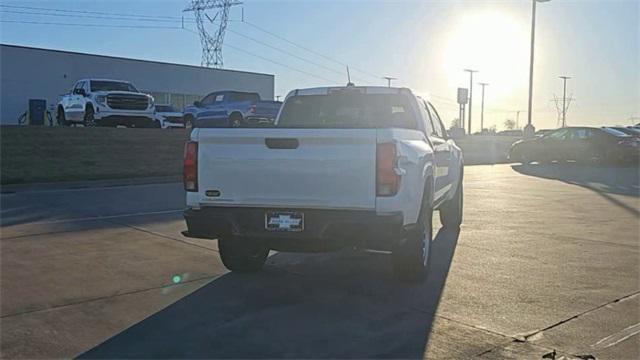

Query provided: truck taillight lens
[183,141,198,192]
[377,142,399,196]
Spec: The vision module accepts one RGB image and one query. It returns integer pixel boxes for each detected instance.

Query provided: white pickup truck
[56,79,155,127]
[183,86,463,281]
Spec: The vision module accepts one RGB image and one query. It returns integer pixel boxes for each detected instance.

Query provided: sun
[441,11,529,101]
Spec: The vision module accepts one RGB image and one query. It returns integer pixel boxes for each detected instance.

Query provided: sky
[1,0,638,131]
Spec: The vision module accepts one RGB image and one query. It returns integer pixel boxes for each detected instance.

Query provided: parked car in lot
[607,126,640,137]
[498,129,523,136]
[153,104,185,129]
[182,86,464,281]
[509,126,639,164]
[183,91,282,128]
[535,129,555,137]
[57,79,155,127]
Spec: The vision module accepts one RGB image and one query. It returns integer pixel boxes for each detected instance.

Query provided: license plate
[265,211,304,232]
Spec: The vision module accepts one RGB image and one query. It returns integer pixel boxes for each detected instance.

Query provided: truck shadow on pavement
[512,163,639,217]
[81,226,461,359]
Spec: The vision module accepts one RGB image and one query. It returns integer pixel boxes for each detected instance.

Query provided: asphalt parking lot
[1,164,638,359]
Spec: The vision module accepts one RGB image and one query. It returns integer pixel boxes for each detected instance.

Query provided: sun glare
[442,11,529,101]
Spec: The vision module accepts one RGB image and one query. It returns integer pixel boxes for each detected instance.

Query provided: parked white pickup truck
[183,86,464,281]
[57,79,155,127]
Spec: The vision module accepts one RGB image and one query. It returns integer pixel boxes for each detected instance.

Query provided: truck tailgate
[195,128,377,210]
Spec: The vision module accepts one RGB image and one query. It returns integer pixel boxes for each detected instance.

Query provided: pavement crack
[0,225,111,241]
[0,274,218,319]
[519,291,640,341]
[420,312,514,340]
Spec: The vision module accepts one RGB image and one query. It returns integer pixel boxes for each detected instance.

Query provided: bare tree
[450,118,461,130]
[504,119,516,130]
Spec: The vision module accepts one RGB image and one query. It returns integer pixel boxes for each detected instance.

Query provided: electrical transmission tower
[184,0,242,68]
[552,94,573,128]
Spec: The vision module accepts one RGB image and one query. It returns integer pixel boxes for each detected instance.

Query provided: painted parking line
[592,322,640,350]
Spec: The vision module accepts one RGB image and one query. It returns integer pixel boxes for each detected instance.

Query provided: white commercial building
[0,44,275,124]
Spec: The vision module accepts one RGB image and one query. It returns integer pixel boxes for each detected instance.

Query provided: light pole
[464,69,478,133]
[383,76,397,87]
[559,76,571,127]
[478,82,489,132]
[524,0,551,138]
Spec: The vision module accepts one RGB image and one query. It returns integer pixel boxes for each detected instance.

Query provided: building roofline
[0,43,274,78]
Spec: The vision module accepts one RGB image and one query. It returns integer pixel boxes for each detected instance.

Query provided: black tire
[152,120,162,129]
[57,107,68,126]
[440,175,463,228]
[392,194,433,282]
[83,106,96,127]
[184,115,194,129]
[218,237,269,273]
[229,113,243,128]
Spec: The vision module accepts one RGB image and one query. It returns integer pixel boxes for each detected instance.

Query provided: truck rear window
[277,93,418,129]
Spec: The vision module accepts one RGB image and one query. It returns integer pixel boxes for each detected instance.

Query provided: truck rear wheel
[229,113,243,128]
[184,115,194,128]
[218,237,269,273]
[439,175,463,228]
[392,200,433,282]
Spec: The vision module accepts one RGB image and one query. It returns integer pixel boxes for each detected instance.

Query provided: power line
[223,42,339,84]
[0,4,186,20]
[227,28,369,84]
[243,20,381,81]
[1,8,367,83]
[0,16,347,84]
[3,5,477,96]
[2,3,380,83]
[1,16,339,83]
[0,9,197,23]
[183,26,339,83]
[0,19,183,29]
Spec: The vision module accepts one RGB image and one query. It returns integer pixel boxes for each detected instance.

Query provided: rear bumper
[163,122,186,129]
[244,115,275,125]
[183,207,404,251]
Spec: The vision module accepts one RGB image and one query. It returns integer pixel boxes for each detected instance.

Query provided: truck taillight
[183,141,198,192]
[376,142,399,196]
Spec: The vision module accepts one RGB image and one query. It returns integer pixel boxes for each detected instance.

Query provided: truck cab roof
[77,78,133,83]
[286,86,414,99]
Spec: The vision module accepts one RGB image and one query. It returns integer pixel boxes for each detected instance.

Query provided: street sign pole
[457,88,469,134]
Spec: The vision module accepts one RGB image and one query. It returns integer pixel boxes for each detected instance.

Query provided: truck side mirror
[194,101,201,107]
